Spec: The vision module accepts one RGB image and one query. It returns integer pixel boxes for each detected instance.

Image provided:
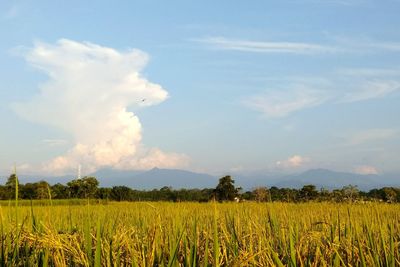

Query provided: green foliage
[214,175,240,201]
[253,186,269,202]
[110,186,132,201]
[20,181,50,199]
[67,176,99,198]
[50,183,68,199]
[299,184,318,201]
[0,172,400,204]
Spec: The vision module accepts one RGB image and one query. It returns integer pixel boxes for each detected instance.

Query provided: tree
[80,177,99,198]
[319,187,331,201]
[67,176,99,198]
[5,174,17,188]
[253,187,269,202]
[36,181,50,199]
[269,186,280,201]
[332,189,344,202]
[214,175,239,201]
[20,183,36,199]
[51,183,69,199]
[0,186,9,200]
[299,185,318,201]
[342,185,359,202]
[382,187,397,203]
[159,186,177,201]
[110,186,133,201]
[67,179,81,198]
[19,181,50,199]
[96,187,112,200]
[5,174,18,199]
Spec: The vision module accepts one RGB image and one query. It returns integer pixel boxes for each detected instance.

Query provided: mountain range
[2,168,399,191]
[92,167,217,189]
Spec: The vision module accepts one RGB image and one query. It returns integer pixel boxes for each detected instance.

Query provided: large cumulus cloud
[13,39,188,174]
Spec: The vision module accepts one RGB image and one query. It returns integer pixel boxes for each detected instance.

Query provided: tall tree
[342,185,359,202]
[214,175,239,201]
[299,185,318,201]
[5,174,18,199]
[35,181,50,199]
[51,183,69,199]
[253,187,269,202]
[67,176,99,198]
[110,186,133,201]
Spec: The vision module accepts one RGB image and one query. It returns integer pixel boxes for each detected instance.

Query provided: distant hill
[93,168,400,191]
[0,168,218,189]
[3,168,399,191]
[268,169,399,191]
[92,167,218,189]
[0,174,75,185]
[91,168,144,187]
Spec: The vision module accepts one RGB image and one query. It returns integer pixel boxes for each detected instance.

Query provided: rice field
[0,201,399,266]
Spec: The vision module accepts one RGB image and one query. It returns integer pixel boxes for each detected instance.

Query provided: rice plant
[0,201,398,266]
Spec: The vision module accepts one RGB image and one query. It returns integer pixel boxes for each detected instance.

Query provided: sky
[0,0,400,176]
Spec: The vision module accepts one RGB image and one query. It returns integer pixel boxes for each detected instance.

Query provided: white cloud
[306,0,371,5]
[13,39,188,174]
[196,37,338,54]
[242,73,399,118]
[354,165,379,175]
[197,35,400,56]
[340,80,400,103]
[116,148,190,170]
[276,155,310,168]
[345,128,398,146]
[334,68,400,103]
[337,67,400,77]
[197,36,400,112]
[243,86,329,118]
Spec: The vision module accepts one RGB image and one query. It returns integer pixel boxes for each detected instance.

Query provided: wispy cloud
[196,37,338,54]
[334,67,400,103]
[242,71,400,118]
[340,80,400,103]
[304,0,371,6]
[337,67,400,77]
[196,35,400,56]
[243,85,330,118]
[344,128,399,146]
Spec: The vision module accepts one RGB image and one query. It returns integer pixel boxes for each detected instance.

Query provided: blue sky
[0,0,399,176]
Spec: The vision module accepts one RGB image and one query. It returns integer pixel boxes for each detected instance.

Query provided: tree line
[1,174,400,203]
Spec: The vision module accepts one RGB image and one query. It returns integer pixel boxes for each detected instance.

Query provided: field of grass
[0,201,399,266]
